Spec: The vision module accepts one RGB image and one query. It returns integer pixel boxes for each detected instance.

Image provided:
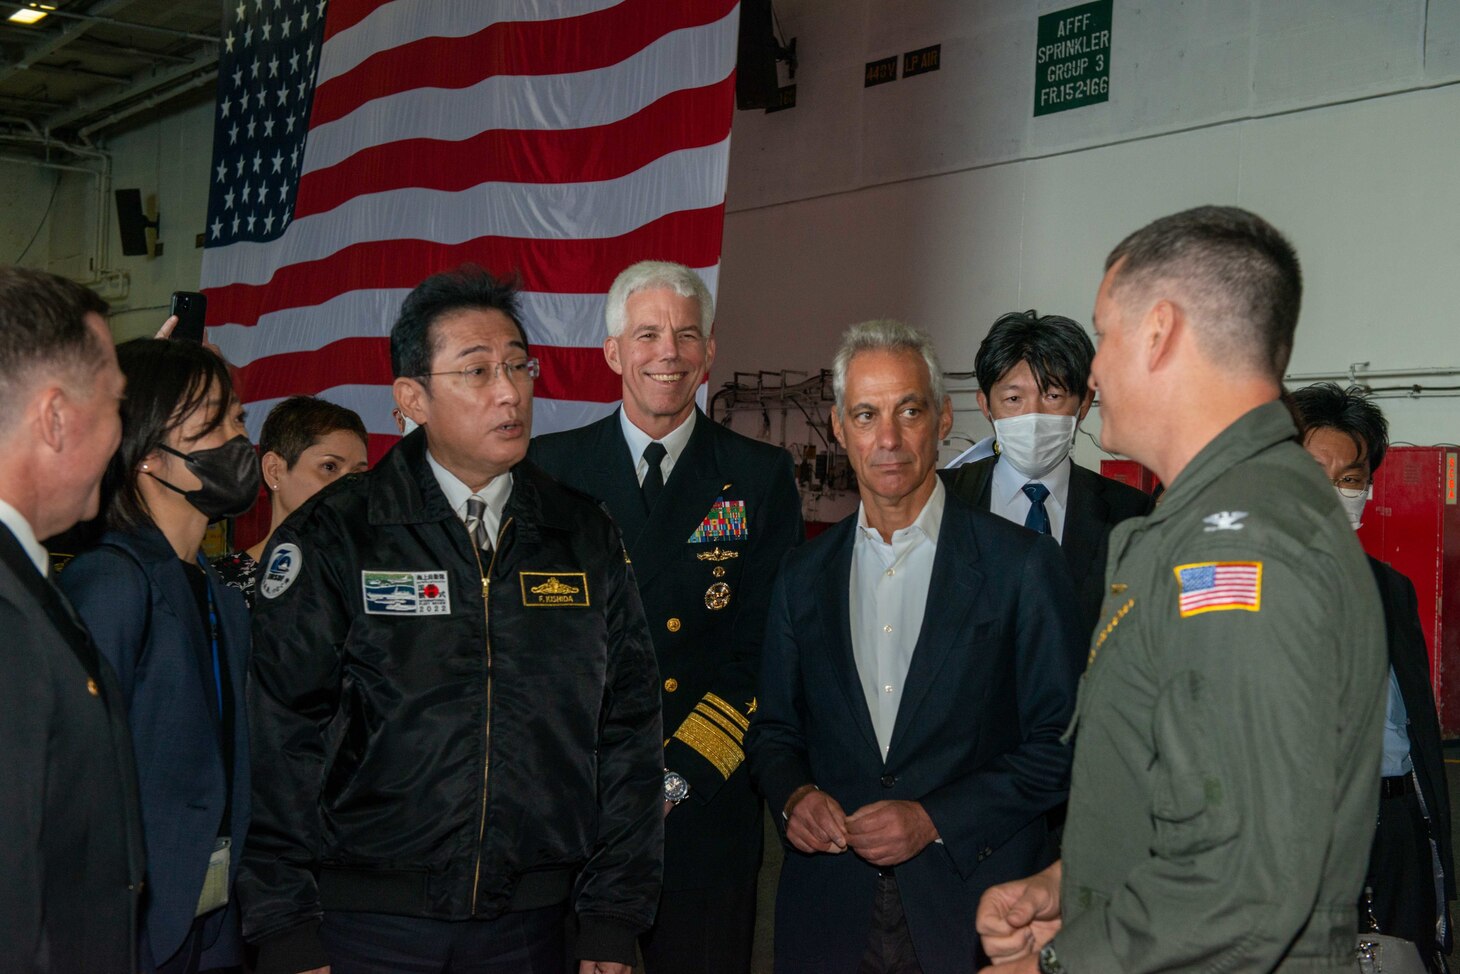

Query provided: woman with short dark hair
[212,395,368,608]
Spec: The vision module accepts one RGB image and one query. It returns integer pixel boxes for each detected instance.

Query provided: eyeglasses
[417,358,540,388]
[1331,473,1370,490]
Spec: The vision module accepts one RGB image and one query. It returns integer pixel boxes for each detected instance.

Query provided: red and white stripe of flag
[202,0,740,460]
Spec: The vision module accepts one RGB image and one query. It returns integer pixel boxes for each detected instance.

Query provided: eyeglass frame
[413,357,541,388]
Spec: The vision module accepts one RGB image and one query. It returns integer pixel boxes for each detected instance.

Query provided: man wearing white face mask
[1292,382,1453,972]
[943,310,1153,634]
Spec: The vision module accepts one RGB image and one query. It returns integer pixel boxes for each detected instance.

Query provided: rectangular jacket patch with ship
[362,570,451,615]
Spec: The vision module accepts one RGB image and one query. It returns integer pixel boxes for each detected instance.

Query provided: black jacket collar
[366,427,566,541]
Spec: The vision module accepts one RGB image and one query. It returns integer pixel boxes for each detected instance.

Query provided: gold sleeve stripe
[694,702,745,743]
[672,713,744,779]
[702,692,750,730]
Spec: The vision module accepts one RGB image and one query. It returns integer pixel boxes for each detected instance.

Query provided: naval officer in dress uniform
[530,260,803,974]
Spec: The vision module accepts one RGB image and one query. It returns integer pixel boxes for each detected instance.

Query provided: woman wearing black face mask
[60,338,256,974]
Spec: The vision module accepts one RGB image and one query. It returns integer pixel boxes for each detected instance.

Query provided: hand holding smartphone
[168,291,207,342]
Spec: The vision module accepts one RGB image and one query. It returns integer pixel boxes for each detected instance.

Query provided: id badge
[195,837,231,916]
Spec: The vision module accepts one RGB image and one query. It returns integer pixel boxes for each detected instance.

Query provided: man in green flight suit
[976,205,1385,974]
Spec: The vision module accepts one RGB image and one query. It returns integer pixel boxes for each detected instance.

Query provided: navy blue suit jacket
[1370,557,1454,912]
[940,456,1155,637]
[0,525,145,972]
[747,488,1084,974]
[61,525,251,971]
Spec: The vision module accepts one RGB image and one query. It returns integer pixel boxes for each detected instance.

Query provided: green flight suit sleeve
[1055,540,1382,973]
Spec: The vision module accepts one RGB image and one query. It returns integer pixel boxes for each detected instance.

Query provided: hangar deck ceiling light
[7,3,55,24]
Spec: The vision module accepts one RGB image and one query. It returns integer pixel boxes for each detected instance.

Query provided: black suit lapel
[945,456,995,510]
[886,503,981,757]
[1373,560,1435,734]
[816,521,882,760]
[0,526,104,684]
[134,535,222,726]
[1061,464,1109,593]
[576,411,649,545]
[627,413,727,589]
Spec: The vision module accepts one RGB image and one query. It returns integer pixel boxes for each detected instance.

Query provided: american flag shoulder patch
[1173,561,1262,618]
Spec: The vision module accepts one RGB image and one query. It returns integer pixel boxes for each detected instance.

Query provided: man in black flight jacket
[531,260,803,974]
[243,266,664,974]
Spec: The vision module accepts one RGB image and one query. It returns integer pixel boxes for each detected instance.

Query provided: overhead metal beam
[0,0,215,92]
[78,67,215,137]
[23,60,132,84]
[0,0,217,41]
[45,50,216,132]
[0,0,146,87]
[66,37,196,65]
[0,92,64,110]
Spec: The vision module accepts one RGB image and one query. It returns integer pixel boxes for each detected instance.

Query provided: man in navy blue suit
[746,319,1084,974]
[0,267,144,972]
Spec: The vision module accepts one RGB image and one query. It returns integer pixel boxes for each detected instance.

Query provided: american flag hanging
[200,0,740,459]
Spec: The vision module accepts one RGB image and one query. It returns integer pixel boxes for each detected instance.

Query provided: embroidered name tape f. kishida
[688,498,747,543]
[520,571,590,607]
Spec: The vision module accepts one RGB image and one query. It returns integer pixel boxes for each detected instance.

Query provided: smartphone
[169,291,207,343]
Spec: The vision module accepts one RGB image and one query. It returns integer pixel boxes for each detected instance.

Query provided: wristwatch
[1038,944,1064,974]
[663,770,690,805]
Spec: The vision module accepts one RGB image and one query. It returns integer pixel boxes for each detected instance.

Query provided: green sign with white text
[1034,0,1111,116]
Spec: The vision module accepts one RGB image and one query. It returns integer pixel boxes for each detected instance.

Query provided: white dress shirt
[990,455,1072,543]
[426,449,512,543]
[849,479,946,761]
[0,496,47,575]
[619,407,696,486]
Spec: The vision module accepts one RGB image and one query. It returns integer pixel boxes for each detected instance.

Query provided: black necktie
[465,496,493,560]
[641,442,668,513]
[1022,482,1051,536]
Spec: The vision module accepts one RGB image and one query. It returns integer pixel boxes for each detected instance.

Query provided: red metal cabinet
[1098,459,1160,494]
[1358,447,1460,737]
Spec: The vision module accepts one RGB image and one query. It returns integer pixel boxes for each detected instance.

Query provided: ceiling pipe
[1284,364,1460,383]
[0,128,108,159]
[0,113,40,137]
[68,38,196,65]
[0,150,96,173]
[23,61,133,84]
[48,52,218,132]
[0,93,65,110]
[77,68,217,138]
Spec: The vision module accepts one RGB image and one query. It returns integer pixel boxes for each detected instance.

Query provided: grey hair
[604,260,714,338]
[831,319,947,415]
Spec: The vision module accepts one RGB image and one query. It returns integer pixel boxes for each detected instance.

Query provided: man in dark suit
[1293,382,1454,971]
[746,319,1084,974]
[530,260,803,974]
[0,266,144,972]
[942,311,1153,634]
